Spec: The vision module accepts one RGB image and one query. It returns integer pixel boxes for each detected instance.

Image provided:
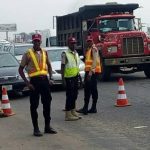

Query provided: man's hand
[88,71,93,76]
[26,82,35,91]
[78,74,83,88]
[86,71,92,81]
[49,79,54,86]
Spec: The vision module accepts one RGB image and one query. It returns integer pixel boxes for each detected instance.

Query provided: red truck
[56,3,150,80]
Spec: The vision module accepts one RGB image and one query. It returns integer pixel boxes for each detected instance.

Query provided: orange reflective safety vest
[85,48,101,73]
[28,49,48,77]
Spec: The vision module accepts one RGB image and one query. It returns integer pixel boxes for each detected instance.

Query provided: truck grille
[122,37,144,55]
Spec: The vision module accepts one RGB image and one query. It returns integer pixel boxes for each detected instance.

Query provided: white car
[45,47,85,86]
[13,45,85,86]
[14,43,33,62]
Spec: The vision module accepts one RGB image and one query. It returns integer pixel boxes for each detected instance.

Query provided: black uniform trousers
[65,75,78,111]
[84,72,98,107]
[30,76,52,129]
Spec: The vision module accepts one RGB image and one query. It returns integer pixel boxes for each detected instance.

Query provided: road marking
[134,126,148,129]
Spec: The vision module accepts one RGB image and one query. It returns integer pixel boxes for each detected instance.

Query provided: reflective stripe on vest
[64,50,80,78]
[28,49,48,77]
[85,48,101,73]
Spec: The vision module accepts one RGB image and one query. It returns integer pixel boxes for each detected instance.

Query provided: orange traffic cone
[115,78,131,107]
[1,87,15,117]
[0,101,3,116]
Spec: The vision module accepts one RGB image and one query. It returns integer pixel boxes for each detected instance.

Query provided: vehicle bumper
[51,74,62,85]
[105,56,150,66]
[51,71,85,85]
[0,81,29,94]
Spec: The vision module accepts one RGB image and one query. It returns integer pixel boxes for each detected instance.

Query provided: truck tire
[144,68,150,78]
[99,66,111,81]
[99,56,111,81]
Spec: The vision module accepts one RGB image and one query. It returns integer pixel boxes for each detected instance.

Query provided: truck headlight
[107,46,117,53]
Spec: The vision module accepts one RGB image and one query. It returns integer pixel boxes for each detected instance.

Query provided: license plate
[2,85,12,91]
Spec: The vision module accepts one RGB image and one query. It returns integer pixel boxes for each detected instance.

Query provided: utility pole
[6,31,8,41]
[53,16,56,29]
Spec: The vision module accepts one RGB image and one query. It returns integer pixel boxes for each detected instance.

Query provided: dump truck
[56,3,150,80]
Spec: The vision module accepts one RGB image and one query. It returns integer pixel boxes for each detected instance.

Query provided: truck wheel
[99,66,111,81]
[99,56,111,81]
[144,69,150,78]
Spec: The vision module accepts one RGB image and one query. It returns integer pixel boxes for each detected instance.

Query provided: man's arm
[46,52,52,79]
[18,53,34,90]
[61,52,66,86]
[18,53,30,85]
[61,64,65,80]
[87,46,98,77]
[91,46,98,72]
[18,65,29,85]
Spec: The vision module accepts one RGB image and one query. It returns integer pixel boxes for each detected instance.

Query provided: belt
[30,75,47,80]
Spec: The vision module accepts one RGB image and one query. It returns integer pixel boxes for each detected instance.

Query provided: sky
[0,0,149,40]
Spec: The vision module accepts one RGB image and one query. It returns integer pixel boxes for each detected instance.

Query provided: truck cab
[56,3,150,80]
[89,11,150,80]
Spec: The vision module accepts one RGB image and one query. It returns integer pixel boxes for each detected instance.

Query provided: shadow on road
[99,72,148,83]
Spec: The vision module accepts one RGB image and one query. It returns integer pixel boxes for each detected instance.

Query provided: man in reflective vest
[61,37,81,121]
[77,35,101,115]
[18,33,57,136]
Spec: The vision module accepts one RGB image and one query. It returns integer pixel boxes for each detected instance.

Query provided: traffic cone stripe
[2,95,8,100]
[1,99,9,104]
[117,94,127,99]
[3,109,12,115]
[118,79,124,85]
[0,101,3,115]
[116,99,128,105]
[118,85,125,91]
[2,103,11,109]
[118,90,126,94]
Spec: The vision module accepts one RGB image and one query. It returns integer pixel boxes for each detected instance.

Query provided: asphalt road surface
[0,72,150,150]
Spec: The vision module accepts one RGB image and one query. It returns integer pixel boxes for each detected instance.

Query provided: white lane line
[134,126,148,129]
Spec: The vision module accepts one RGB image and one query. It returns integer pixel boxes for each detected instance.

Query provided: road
[0,72,150,150]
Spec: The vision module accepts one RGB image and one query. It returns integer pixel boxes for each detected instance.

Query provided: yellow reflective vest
[85,48,101,73]
[28,49,48,77]
[64,50,80,78]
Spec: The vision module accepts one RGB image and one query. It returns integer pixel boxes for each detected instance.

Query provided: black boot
[77,107,88,115]
[32,120,43,136]
[44,125,57,134]
[77,99,89,115]
[33,127,43,137]
[88,108,97,113]
[88,102,97,113]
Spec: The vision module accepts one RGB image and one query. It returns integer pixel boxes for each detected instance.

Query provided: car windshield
[98,18,135,33]
[47,48,67,62]
[0,53,19,67]
[14,45,33,55]
[0,43,14,53]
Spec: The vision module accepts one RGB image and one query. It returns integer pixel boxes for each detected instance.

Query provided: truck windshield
[98,18,135,33]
